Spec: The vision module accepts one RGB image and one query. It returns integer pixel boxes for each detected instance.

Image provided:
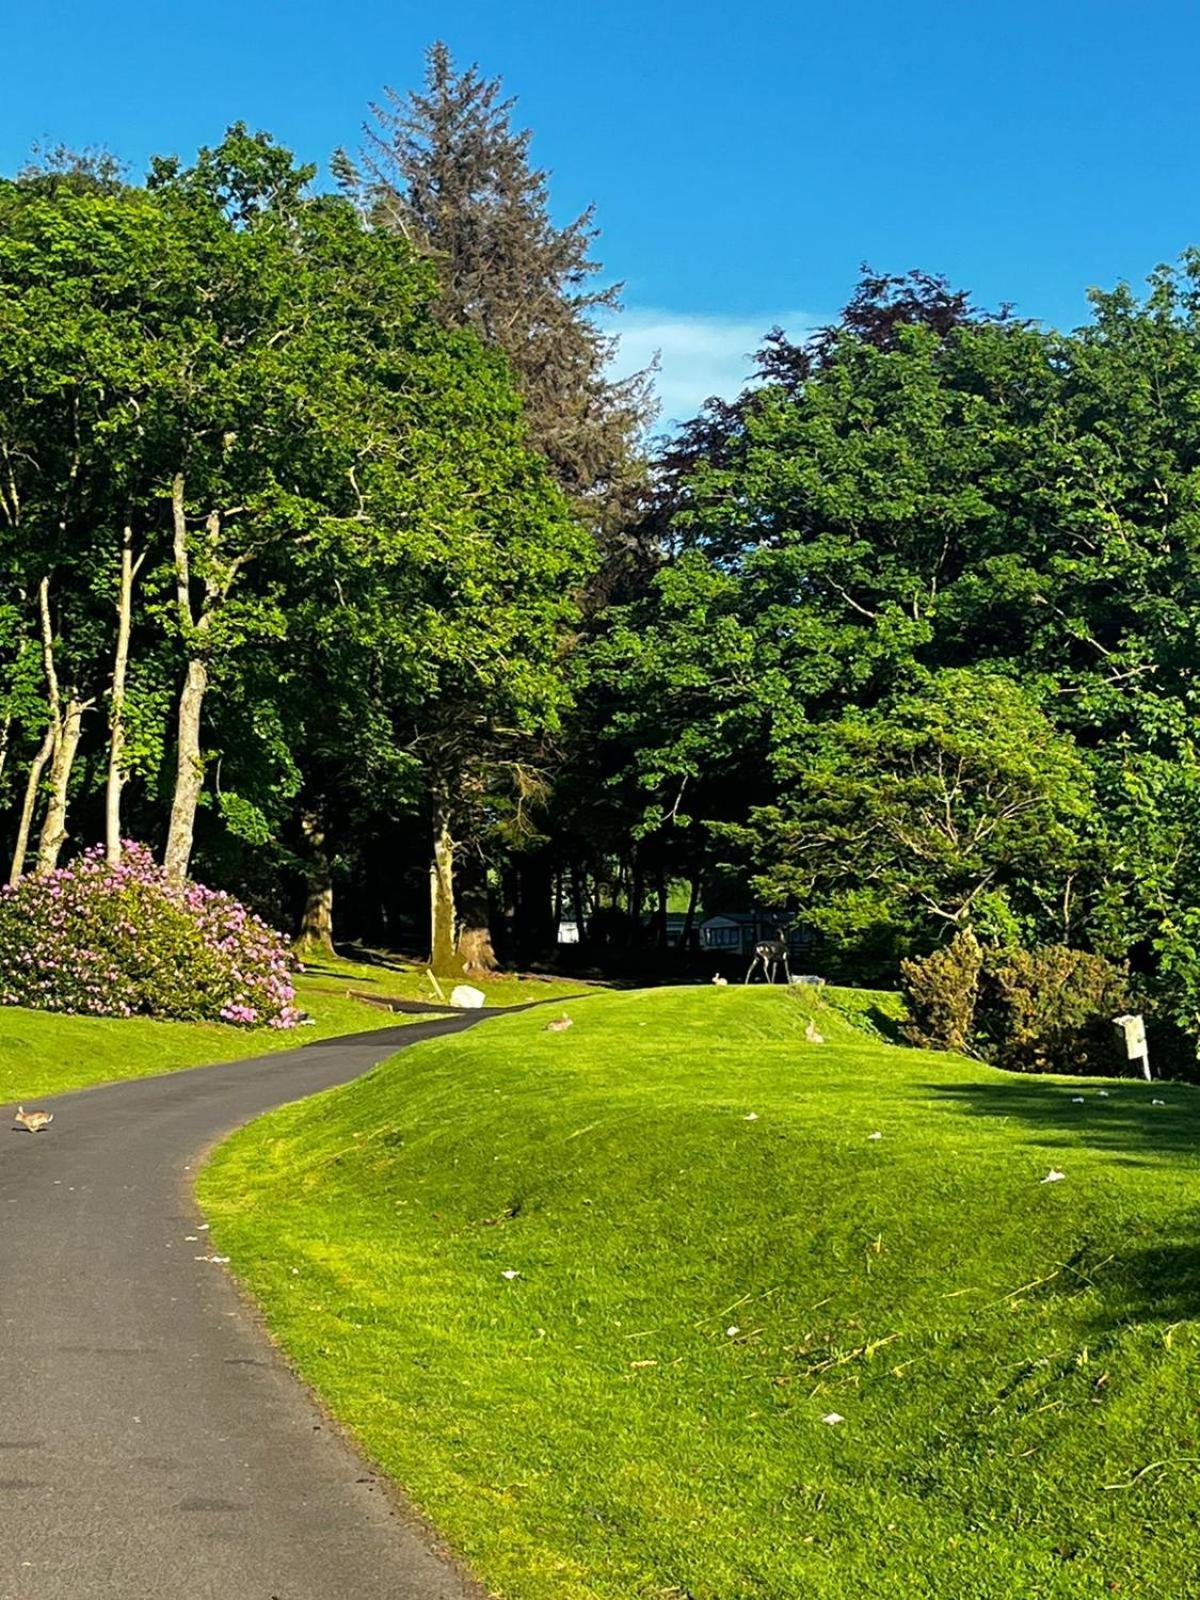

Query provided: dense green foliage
[902,930,1132,1074]
[979,945,1133,1075]
[900,927,985,1054]
[203,985,1200,1599]
[0,121,588,978]
[559,262,1200,1057]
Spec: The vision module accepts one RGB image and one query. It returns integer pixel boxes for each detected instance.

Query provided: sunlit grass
[201,984,1200,1598]
[297,947,599,1009]
[0,970,413,1102]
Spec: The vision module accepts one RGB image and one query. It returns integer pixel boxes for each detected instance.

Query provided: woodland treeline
[7,46,1200,1044]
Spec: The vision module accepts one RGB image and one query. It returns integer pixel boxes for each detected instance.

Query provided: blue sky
[6,1,1200,423]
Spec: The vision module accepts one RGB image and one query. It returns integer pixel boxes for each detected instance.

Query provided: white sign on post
[1113,1013,1150,1081]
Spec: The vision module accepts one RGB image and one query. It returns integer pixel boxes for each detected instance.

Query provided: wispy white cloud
[603,306,824,430]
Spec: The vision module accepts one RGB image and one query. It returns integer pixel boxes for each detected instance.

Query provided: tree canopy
[0,123,585,973]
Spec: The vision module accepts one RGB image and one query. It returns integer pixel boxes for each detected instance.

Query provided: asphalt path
[0,1013,492,1600]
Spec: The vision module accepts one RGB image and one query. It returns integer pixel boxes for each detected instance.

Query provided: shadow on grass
[336,944,418,975]
[922,1074,1200,1168]
[926,1076,1200,1327]
[861,1005,909,1046]
[823,993,909,1045]
[1095,1241,1200,1325]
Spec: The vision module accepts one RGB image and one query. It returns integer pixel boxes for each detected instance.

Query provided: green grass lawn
[200,984,1200,1600]
[0,948,593,1103]
[297,948,597,1009]
[0,969,420,1102]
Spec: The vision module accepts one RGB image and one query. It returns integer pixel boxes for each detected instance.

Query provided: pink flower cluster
[0,842,301,1028]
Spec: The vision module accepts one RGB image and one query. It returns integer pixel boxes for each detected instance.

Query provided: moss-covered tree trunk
[105,523,143,865]
[36,694,89,874]
[296,810,335,955]
[9,722,55,884]
[163,476,214,886]
[163,655,208,884]
[456,848,497,973]
[429,794,460,979]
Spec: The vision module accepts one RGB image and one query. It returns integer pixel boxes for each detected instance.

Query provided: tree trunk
[681,869,701,954]
[296,810,335,955]
[456,846,497,973]
[163,657,208,885]
[456,924,497,972]
[570,865,587,938]
[163,475,211,885]
[497,864,518,966]
[16,576,67,880]
[105,524,142,865]
[655,861,668,948]
[9,723,55,884]
[429,795,460,978]
[36,695,89,874]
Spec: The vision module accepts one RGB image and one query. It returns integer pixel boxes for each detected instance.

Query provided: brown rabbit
[14,1106,54,1133]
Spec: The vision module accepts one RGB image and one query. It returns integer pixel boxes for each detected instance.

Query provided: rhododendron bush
[0,844,301,1027]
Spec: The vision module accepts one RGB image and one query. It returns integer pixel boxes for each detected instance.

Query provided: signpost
[1113,1013,1150,1081]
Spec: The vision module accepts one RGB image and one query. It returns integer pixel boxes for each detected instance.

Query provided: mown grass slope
[0,950,592,1102]
[200,985,1200,1600]
[0,970,413,1101]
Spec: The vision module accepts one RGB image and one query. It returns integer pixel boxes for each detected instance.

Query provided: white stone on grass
[450,984,486,1009]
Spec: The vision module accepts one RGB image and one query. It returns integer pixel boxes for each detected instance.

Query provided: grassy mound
[200,985,1200,1599]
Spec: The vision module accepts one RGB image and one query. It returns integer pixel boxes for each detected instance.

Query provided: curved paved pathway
[0,1015,490,1600]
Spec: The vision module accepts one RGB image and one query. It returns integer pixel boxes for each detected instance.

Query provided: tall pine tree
[338,45,652,969]
[344,42,652,530]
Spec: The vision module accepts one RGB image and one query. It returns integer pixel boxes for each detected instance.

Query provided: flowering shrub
[0,843,301,1028]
